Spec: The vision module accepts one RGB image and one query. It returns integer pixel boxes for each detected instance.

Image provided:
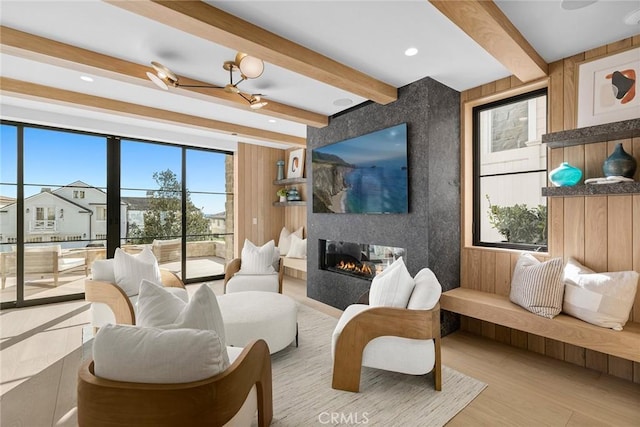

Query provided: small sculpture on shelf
[276,160,285,181]
[603,143,636,179]
[286,187,301,201]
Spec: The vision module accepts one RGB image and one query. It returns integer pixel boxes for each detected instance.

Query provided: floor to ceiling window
[0,122,233,309]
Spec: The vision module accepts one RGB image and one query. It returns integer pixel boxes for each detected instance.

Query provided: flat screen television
[312,123,408,214]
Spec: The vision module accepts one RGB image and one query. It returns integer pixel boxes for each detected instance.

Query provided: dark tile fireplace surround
[305,76,461,335]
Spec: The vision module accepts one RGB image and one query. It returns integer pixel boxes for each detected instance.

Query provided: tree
[129,169,210,243]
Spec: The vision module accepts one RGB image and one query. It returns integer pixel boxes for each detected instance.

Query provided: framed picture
[576,47,640,128]
[287,148,305,179]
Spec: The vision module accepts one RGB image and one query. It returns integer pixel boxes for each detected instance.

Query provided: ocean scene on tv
[312,123,408,214]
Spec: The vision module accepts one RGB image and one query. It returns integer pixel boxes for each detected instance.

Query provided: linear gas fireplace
[319,239,406,281]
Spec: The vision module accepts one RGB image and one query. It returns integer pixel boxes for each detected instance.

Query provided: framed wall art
[576,47,639,128]
[287,148,305,179]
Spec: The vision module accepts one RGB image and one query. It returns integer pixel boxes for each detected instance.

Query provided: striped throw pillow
[509,254,564,319]
[239,239,276,274]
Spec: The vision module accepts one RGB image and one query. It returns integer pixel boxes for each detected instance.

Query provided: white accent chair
[78,338,272,427]
[85,258,187,328]
[331,268,442,392]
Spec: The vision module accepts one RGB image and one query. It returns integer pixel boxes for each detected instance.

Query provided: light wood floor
[1,276,638,426]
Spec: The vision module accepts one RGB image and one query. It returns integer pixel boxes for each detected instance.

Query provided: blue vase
[549,162,582,187]
[602,143,636,178]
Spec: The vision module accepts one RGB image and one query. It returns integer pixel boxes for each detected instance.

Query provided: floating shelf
[542,182,640,197]
[273,201,306,207]
[542,118,640,148]
[274,177,306,185]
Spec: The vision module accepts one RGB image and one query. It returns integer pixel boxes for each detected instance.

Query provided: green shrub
[486,195,547,245]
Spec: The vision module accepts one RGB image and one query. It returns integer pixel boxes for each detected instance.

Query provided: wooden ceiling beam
[105,0,398,104]
[0,26,327,128]
[429,0,548,82]
[0,77,306,147]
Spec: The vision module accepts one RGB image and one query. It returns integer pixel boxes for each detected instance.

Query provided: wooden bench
[441,287,640,363]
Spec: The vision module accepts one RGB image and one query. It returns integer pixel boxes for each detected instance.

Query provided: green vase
[603,143,636,178]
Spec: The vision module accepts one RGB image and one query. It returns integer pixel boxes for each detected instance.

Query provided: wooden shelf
[542,182,640,197]
[273,201,306,207]
[274,177,306,185]
[542,118,640,148]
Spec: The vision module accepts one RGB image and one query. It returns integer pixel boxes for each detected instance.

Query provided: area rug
[268,303,487,426]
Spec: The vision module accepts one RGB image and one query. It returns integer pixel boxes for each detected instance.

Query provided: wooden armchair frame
[78,339,273,427]
[332,304,441,393]
[84,269,185,326]
[224,258,284,294]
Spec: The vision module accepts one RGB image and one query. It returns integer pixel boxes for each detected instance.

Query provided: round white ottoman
[217,291,298,354]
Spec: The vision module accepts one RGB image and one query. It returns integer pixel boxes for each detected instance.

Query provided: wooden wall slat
[586,349,608,373]
[584,142,607,180]
[584,196,608,272]
[633,195,640,322]
[511,329,528,349]
[562,53,584,131]
[544,338,565,361]
[607,196,633,272]
[481,250,496,293]
[528,334,545,355]
[494,252,511,296]
[563,197,585,262]
[468,250,482,290]
[607,38,633,53]
[608,356,633,381]
[495,325,511,344]
[564,344,586,367]
[548,60,564,133]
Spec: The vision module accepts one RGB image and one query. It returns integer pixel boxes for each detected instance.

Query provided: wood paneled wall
[460,37,640,382]
[234,143,285,256]
[234,144,308,279]
[283,147,307,279]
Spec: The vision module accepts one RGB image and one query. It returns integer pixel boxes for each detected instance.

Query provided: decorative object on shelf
[577,47,639,128]
[287,149,305,179]
[276,160,285,181]
[286,187,301,201]
[276,188,288,202]
[602,143,637,178]
[585,176,635,185]
[549,162,583,186]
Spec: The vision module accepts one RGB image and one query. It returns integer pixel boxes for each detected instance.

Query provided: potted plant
[276,188,288,202]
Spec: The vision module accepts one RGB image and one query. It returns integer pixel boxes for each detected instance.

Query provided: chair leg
[434,336,442,391]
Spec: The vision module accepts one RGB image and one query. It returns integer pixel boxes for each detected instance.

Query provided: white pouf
[218,291,298,354]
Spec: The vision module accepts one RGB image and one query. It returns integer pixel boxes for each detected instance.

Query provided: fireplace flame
[337,260,373,276]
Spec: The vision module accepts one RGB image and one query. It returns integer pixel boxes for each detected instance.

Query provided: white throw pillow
[407,268,442,310]
[369,257,415,308]
[91,258,115,283]
[93,324,228,384]
[509,254,564,319]
[113,247,162,297]
[240,239,276,274]
[278,226,303,255]
[136,280,187,327]
[286,234,307,259]
[562,258,639,331]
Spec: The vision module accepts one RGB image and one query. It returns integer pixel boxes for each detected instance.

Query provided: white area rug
[268,304,487,426]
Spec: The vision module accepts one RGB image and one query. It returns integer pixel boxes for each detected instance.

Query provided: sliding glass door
[0,122,233,309]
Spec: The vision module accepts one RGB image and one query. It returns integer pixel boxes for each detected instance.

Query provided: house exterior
[0,181,127,246]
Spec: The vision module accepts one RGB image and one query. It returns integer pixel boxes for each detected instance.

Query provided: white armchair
[85,255,187,329]
[331,267,442,392]
[224,239,283,294]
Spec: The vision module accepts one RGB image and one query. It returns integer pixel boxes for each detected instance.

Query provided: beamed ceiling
[0,1,638,150]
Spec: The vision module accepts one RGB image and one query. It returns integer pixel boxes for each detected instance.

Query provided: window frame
[472,87,549,252]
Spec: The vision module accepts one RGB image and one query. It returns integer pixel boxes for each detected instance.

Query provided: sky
[0,124,229,215]
[314,123,407,165]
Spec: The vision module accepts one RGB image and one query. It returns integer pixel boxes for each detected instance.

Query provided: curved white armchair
[331,268,442,392]
[224,257,284,294]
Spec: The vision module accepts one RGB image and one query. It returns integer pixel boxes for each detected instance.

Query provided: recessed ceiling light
[624,8,640,25]
[80,75,94,82]
[333,98,353,107]
[560,0,598,11]
[404,47,418,57]
[268,119,276,123]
